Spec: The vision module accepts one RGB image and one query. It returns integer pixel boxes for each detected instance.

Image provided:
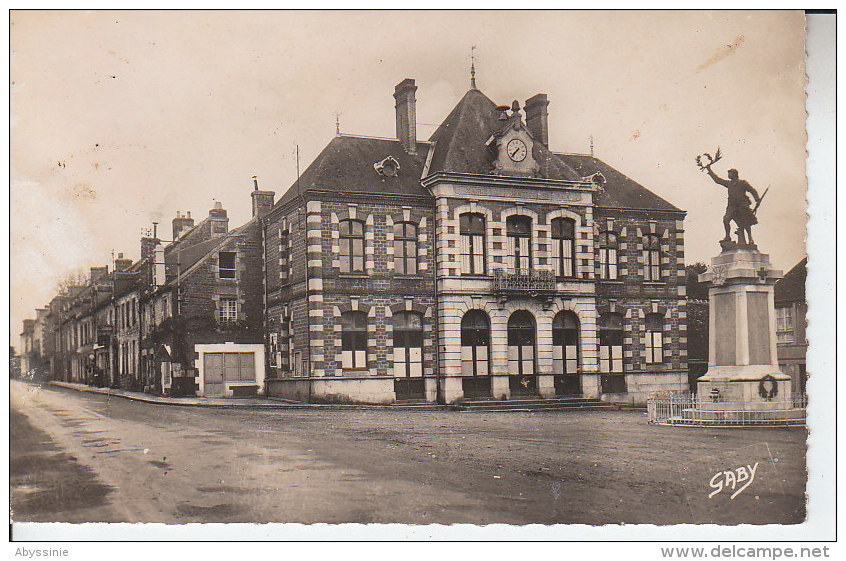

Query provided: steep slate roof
[427,89,582,181]
[557,153,683,213]
[274,135,430,208]
[774,257,807,305]
[161,219,257,287]
[165,236,221,274]
[270,87,683,215]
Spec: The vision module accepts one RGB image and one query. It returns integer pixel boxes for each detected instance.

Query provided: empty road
[10,380,807,525]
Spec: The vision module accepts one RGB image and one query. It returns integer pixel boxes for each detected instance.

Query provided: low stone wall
[311,377,397,404]
[265,378,310,402]
[601,371,688,406]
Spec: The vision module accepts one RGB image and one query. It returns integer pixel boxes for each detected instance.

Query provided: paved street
[10,380,807,525]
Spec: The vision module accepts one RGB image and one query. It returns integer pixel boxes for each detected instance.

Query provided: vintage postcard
[8,9,831,545]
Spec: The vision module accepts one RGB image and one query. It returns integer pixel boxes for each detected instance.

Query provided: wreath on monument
[758,374,779,401]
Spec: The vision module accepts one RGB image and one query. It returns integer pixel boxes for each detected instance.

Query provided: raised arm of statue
[706,167,730,187]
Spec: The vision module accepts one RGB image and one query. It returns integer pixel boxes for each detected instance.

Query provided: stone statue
[697,149,763,248]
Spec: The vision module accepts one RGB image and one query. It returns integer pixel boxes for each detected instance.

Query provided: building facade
[263,78,688,405]
[774,258,807,394]
[140,202,267,397]
[23,76,689,406]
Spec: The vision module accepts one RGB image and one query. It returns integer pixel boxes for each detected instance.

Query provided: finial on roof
[335,112,341,136]
[470,46,477,89]
[590,135,594,157]
[511,100,520,114]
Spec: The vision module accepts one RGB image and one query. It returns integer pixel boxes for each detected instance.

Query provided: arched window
[506,215,532,271]
[598,232,618,280]
[393,222,418,275]
[553,311,580,374]
[393,312,423,378]
[551,218,576,278]
[643,234,661,281]
[461,310,490,377]
[507,310,536,375]
[460,213,486,275]
[339,219,365,273]
[645,313,664,364]
[341,311,367,369]
[598,313,623,373]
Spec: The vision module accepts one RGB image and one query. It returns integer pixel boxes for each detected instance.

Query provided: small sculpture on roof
[374,156,400,177]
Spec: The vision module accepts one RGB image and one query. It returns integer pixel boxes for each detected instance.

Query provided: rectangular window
[506,216,533,271]
[219,298,238,323]
[340,220,365,273]
[393,313,423,378]
[599,247,618,280]
[268,332,279,367]
[776,306,794,344]
[645,314,664,364]
[460,213,486,275]
[341,313,368,369]
[645,331,663,364]
[219,251,236,279]
[599,334,623,372]
[279,229,290,282]
[643,235,661,281]
[551,222,575,277]
[599,232,618,280]
[393,223,418,275]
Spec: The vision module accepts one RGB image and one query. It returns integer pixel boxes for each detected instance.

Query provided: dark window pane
[507,216,532,235]
[219,251,236,279]
[646,313,663,331]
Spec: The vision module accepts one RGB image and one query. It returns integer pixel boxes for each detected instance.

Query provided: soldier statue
[697,149,764,247]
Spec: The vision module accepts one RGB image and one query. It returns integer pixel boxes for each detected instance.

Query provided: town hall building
[262,77,689,405]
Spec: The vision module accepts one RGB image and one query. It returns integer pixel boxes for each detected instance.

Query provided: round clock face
[506,138,528,162]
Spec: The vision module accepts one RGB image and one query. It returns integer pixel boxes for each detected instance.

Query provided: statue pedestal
[696,248,791,409]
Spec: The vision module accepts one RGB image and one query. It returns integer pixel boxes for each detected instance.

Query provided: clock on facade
[506,138,528,162]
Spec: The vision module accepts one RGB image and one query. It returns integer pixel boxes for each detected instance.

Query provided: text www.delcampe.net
[660,546,831,559]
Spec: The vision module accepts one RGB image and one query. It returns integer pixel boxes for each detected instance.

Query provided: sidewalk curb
[44,381,445,411]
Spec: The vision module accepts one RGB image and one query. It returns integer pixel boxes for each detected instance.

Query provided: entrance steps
[452,396,617,412]
[389,399,443,410]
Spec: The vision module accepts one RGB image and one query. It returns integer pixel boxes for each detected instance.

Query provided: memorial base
[697,373,792,411]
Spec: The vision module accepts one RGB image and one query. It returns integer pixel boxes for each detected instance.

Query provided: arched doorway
[508,310,537,396]
[461,310,491,398]
[553,311,581,395]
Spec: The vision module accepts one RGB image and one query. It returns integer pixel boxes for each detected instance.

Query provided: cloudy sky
[10,10,807,342]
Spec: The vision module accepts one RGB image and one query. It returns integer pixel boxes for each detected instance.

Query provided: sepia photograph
[7,8,834,545]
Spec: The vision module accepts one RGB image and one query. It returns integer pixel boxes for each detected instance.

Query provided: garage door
[204,352,256,396]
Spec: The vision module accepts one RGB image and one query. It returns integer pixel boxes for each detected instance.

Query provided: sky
[9,10,808,344]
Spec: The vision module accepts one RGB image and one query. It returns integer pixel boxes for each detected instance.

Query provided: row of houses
[20,76,700,405]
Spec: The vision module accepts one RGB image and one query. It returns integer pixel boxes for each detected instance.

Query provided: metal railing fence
[647,392,807,427]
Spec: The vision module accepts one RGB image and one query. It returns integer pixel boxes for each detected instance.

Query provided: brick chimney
[525,93,550,148]
[172,211,195,240]
[141,237,158,264]
[394,78,417,155]
[114,253,133,271]
[209,201,229,236]
[250,176,275,219]
[89,266,108,282]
